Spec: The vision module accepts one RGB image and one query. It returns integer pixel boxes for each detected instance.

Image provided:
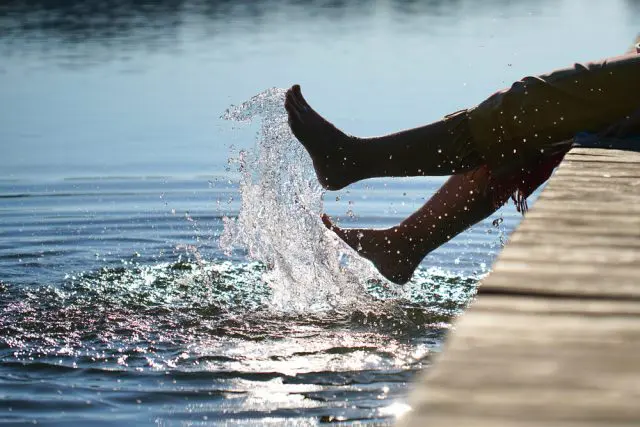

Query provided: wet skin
[285,85,507,284]
[285,81,640,284]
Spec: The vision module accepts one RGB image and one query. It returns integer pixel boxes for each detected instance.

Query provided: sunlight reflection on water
[1,0,638,424]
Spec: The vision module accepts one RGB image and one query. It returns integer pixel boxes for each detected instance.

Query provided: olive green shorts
[467,53,640,169]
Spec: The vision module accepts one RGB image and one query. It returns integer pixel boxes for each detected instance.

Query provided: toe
[322,215,352,242]
[292,84,302,100]
[321,213,334,230]
[286,86,306,115]
[293,85,311,110]
[285,93,302,122]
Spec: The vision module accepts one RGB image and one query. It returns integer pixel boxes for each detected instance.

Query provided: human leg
[322,164,513,284]
[286,56,640,192]
[285,85,484,190]
[322,138,571,284]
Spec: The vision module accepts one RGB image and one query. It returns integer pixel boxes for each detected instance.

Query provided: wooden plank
[479,148,640,298]
[399,296,640,427]
[399,147,640,427]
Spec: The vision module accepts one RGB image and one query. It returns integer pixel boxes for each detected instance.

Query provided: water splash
[220,88,381,312]
[0,259,454,426]
[1,260,468,370]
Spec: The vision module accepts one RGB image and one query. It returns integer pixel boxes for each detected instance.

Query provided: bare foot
[285,85,361,190]
[321,214,422,285]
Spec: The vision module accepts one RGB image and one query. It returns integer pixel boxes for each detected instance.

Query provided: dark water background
[1,1,638,425]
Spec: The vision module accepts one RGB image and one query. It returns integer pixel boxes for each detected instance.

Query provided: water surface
[1,0,637,425]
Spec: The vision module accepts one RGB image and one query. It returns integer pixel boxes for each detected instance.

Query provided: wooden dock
[398,147,640,427]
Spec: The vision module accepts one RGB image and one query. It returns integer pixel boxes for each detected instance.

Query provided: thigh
[468,54,640,169]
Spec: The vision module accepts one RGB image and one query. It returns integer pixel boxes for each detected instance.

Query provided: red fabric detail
[489,148,570,214]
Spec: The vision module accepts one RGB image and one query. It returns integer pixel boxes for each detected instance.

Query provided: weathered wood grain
[398,148,640,427]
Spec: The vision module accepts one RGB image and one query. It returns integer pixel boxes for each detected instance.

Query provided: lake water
[1,0,637,425]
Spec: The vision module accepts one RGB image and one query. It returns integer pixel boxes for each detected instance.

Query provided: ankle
[383,227,416,259]
[392,225,435,258]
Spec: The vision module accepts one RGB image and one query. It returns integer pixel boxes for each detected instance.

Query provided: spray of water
[220,88,382,312]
